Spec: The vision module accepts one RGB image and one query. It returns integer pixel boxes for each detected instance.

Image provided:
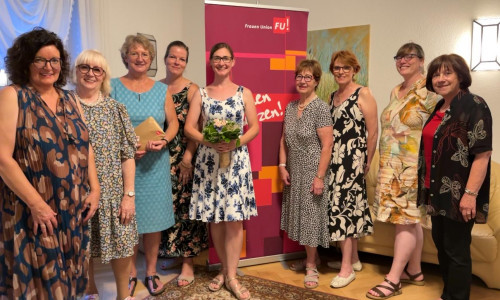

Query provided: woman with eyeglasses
[156,41,208,287]
[184,42,259,300]
[419,54,491,300]
[326,50,378,289]
[367,43,438,299]
[0,27,100,299]
[111,34,179,297]
[279,59,333,290]
[73,50,138,300]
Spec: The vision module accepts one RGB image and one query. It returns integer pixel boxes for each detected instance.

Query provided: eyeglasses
[295,74,314,82]
[33,57,61,69]
[128,51,150,59]
[212,56,232,63]
[394,53,421,62]
[332,65,353,73]
[77,64,105,77]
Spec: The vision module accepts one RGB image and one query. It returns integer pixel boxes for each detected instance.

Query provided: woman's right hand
[279,166,290,186]
[30,200,58,237]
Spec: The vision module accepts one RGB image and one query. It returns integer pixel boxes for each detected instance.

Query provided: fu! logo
[273,16,290,34]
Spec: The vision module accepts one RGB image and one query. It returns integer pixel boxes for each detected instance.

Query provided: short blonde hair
[73,49,111,96]
[120,34,156,68]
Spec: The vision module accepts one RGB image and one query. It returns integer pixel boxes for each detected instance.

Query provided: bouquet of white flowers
[202,118,241,168]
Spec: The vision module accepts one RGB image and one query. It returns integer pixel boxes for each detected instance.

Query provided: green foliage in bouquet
[202,118,241,147]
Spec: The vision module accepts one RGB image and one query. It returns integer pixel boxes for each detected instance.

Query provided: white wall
[99,0,500,160]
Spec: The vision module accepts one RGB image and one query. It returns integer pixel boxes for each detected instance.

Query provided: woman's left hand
[178,161,193,186]
[213,140,237,153]
[83,190,99,223]
[146,140,167,152]
[310,177,325,195]
[460,194,476,222]
[118,196,136,225]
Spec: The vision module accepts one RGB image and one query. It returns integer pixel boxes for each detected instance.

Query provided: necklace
[75,91,103,107]
[298,96,315,111]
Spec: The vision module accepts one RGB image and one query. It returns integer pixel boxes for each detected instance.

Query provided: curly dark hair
[5,27,70,87]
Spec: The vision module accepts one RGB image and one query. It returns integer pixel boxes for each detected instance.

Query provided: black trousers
[431,215,474,300]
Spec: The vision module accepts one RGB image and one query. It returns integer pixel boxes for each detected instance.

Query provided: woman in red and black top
[418,54,492,300]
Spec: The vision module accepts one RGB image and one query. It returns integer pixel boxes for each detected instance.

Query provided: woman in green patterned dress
[158,41,208,287]
[74,50,138,300]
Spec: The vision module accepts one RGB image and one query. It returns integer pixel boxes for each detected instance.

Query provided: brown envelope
[134,116,165,151]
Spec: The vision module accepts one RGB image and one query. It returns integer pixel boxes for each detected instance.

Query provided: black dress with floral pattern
[159,84,208,258]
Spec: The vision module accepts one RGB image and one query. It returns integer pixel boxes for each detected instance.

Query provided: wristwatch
[125,191,135,197]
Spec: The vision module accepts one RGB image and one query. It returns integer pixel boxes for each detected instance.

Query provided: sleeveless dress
[189,86,257,223]
[280,98,332,248]
[327,87,373,241]
[111,78,174,233]
[0,86,90,300]
[159,84,208,258]
[79,95,139,263]
[374,79,438,224]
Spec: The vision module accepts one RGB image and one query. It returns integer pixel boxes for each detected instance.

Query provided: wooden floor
[93,250,500,300]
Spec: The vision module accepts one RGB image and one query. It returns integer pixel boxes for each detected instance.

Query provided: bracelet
[278,163,286,167]
[316,174,325,180]
[464,188,479,197]
[180,161,193,169]
[161,137,169,144]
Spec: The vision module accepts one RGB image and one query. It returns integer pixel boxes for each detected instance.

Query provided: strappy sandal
[177,275,195,287]
[208,273,224,292]
[366,277,402,299]
[290,258,321,271]
[304,267,319,289]
[144,275,166,296]
[400,266,425,286]
[225,276,251,300]
[128,277,137,296]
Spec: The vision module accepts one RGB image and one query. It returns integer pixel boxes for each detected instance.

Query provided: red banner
[205,2,309,264]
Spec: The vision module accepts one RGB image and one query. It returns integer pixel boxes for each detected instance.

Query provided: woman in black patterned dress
[327,50,378,288]
[157,41,208,287]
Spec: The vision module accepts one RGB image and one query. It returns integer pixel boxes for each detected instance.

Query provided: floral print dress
[159,84,208,258]
[79,95,139,264]
[327,87,373,241]
[189,86,257,223]
[374,79,438,224]
[0,86,90,299]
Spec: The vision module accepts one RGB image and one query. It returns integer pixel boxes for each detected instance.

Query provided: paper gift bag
[134,116,165,151]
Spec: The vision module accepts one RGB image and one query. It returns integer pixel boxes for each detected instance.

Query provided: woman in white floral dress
[185,42,259,300]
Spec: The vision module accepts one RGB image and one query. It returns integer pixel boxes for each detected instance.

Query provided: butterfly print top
[417,91,492,223]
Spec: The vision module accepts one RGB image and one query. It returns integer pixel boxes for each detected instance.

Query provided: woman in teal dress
[157,41,208,287]
[111,34,179,297]
[0,27,99,300]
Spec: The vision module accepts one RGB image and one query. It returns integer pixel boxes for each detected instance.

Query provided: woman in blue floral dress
[185,42,259,300]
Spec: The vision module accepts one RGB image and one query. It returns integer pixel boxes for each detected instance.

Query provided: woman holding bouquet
[185,42,259,300]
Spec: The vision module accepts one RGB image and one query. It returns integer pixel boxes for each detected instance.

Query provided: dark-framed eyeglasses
[32,57,61,69]
[77,64,105,77]
[394,53,421,62]
[212,56,232,63]
[295,74,314,82]
[332,65,353,73]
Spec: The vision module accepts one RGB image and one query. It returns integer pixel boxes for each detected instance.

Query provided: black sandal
[128,277,137,296]
[400,266,425,286]
[366,277,402,299]
[144,274,167,296]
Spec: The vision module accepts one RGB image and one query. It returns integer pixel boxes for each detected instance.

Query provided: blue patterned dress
[189,86,257,223]
[111,78,174,233]
[0,86,90,299]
